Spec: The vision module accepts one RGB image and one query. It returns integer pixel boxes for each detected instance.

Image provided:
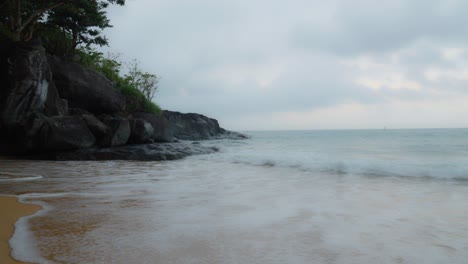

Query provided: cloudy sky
[103,0,468,130]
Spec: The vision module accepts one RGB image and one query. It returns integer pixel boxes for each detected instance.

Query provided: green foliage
[118,81,161,114]
[0,0,124,44]
[36,24,74,56]
[0,1,163,115]
[46,0,112,51]
[76,47,161,115]
[124,59,160,101]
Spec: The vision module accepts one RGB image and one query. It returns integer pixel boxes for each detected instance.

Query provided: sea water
[1,128,468,263]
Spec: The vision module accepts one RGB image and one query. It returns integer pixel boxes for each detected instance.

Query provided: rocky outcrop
[131,111,248,142]
[0,43,67,127]
[0,41,247,159]
[163,111,223,140]
[131,112,173,142]
[79,114,109,139]
[1,114,95,153]
[99,117,130,147]
[128,119,154,144]
[47,55,126,114]
[39,116,96,151]
[53,141,219,161]
[0,42,71,154]
[163,111,248,140]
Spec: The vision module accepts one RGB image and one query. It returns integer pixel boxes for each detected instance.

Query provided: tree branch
[8,0,14,32]
[15,0,21,30]
[19,2,64,33]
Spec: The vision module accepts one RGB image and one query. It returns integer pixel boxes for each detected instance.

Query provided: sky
[103,0,468,131]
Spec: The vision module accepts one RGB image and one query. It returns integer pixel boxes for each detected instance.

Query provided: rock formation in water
[0,41,246,160]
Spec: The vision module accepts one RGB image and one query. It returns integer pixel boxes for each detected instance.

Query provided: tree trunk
[6,0,64,42]
[15,0,21,31]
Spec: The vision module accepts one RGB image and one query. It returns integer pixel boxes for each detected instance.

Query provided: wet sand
[0,196,41,264]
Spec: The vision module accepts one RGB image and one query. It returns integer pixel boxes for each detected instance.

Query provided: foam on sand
[0,196,41,264]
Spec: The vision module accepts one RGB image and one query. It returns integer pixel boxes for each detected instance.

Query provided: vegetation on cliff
[77,47,161,114]
[0,0,160,114]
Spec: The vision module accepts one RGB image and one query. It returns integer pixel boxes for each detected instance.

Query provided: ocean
[1,128,468,263]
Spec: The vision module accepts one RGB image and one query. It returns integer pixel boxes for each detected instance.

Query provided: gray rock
[99,117,130,147]
[128,119,154,144]
[68,107,92,115]
[1,44,67,126]
[1,113,97,154]
[53,141,219,161]
[214,130,250,140]
[11,113,49,152]
[163,110,222,140]
[80,114,109,139]
[131,112,173,142]
[162,110,248,140]
[47,55,126,114]
[39,116,96,151]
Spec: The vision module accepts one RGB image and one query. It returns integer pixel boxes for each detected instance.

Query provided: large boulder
[38,116,96,151]
[1,113,48,154]
[47,55,126,114]
[131,112,173,142]
[128,119,154,144]
[163,110,224,140]
[0,114,95,154]
[99,117,130,147]
[0,42,67,127]
[80,114,109,139]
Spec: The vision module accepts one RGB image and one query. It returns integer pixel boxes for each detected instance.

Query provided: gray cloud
[103,0,468,130]
[292,0,468,55]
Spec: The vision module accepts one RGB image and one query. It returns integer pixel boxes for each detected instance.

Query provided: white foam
[9,198,50,264]
[194,131,468,181]
[0,172,43,182]
[19,192,109,199]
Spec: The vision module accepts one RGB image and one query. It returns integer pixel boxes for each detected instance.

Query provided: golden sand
[0,196,41,264]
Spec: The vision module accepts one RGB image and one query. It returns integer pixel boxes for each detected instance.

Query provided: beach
[1,129,468,263]
[0,196,41,264]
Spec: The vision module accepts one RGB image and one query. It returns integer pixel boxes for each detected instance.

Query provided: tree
[125,60,160,101]
[139,73,159,101]
[0,0,64,41]
[0,0,124,42]
[46,0,112,50]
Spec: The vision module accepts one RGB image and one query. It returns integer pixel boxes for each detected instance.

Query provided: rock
[162,110,222,140]
[44,81,69,116]
[1,114,97,154]
[4,113,49,153]
[68,107,92,115]
[0,43,67,126]
[214,130,250,140]
[99,117,130,147]
[38,116,96,151]
[47,55,126,114]
[80,114,109,139]
[131,112,173,142]
[53,141,219,161]
[162,110,248,140]
[128,119,154,144]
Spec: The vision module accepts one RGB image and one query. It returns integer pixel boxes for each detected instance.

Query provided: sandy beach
[0,196,41,264]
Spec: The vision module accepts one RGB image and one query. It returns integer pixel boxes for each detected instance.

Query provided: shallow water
[1,129,468,263]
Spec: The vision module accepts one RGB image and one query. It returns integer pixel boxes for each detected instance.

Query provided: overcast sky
[103,0,468,131]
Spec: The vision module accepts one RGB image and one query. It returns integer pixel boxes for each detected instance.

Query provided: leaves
[124,60,160,101]
[76,47,161,114]
[0,0,124,43]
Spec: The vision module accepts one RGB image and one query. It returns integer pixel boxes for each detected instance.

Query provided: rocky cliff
[0,41,246,160]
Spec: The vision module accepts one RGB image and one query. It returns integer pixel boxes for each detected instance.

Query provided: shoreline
[0,196,41,264]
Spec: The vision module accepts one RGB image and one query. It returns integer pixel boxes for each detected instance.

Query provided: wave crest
[0,172,43,182]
